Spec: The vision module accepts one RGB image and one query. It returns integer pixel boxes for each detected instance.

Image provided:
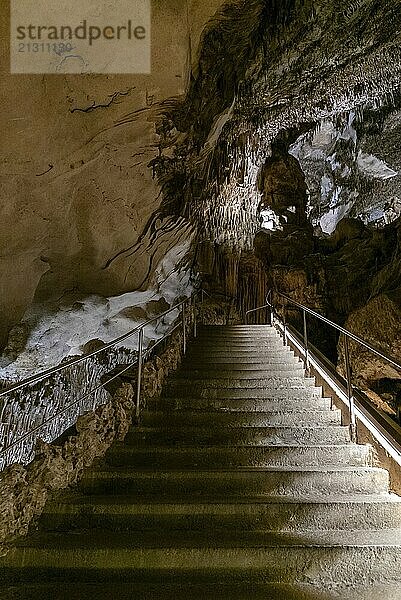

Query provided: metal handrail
[275,292,401,372]
[0,299,190,399]
[245,291,273,324]
[249,290,401,443]
[0,291,202,469]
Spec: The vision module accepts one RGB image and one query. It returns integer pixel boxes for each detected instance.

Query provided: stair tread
[8,529,401,551]
[88,465,385,474]
[141,410,340,418]
[141,409,341,421]
[133,426,347,432]
[1,582,400,600]
[157,398,330,404]
[108,445,361,452]
[45,493,401,508]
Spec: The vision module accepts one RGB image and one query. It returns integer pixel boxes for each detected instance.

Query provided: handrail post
[344,336,357,443]
[135,328,144,420]
[182,302,187,355]
[303,309,310,374]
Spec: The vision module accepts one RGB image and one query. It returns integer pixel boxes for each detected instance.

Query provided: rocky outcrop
[258,141,309,229]
[160,0,401,250]
[0,242,193,379]
[290,106,401,234]
[253,213,401,369]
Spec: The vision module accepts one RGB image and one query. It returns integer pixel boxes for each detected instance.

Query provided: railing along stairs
[246,290,401,465]
[2,285,401,473]
[0,292,207,471]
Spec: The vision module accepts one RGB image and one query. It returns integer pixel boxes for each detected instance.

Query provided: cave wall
[0,0,227,345]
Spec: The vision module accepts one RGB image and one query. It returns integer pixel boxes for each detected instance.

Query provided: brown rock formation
[338,293,401,417]
[0,0,228,345]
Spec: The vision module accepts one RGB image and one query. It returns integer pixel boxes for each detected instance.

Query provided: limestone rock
[338,293,401,415]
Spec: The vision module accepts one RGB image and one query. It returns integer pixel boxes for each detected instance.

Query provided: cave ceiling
[156,0,401,249]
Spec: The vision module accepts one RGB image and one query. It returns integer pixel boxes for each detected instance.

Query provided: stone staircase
[1,325,401,599]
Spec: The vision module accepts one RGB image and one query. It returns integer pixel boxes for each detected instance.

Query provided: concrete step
[200,326,275,330]
[192,334,285,346]
[185,348,295,362]
[166,377,318,391]
[170,373,309,386]
[194,331,282,338]
[187,344,294,352]
[197,327,277,334]
[197,332,279,339]
[190,344,289,351]
[79,466,389,496]
[40,493,401,533]
[154,396,330,412]
[140,409,342,427]
[182,357,300,366]
[179,363,304,374]
[124,425,351,446]
[2,530,401,585]
[195,331,280,337]
[193,333,284,346]
[2,582,401,600]
[163,385,323,401]
[105,444,369,469]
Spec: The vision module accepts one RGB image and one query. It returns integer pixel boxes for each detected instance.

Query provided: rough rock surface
[290,108,401,233]
[153,0,401,251]
[0,384,135,554]
[0,0,227,345]
[0,325,186,553]
[338,294,401,416]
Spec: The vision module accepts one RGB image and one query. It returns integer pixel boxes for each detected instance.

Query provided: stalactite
[150,0,401,261]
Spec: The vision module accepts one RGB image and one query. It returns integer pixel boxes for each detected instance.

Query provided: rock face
[258,141,309,229]
[338,294,401,417]
[157,0,401,252]
[0,0,227,345]
[0,383,135,553]
[0,241,193,379]
[254,216,401,408]
[290,108,401,234]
